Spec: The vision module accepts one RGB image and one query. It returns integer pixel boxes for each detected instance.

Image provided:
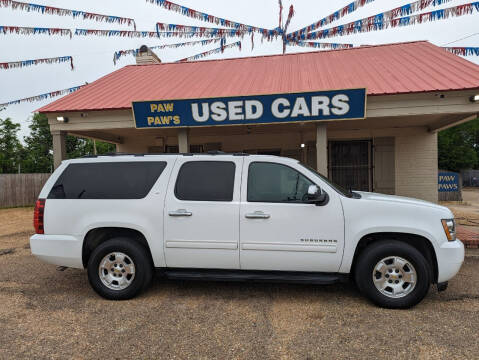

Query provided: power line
[442,32,479,46]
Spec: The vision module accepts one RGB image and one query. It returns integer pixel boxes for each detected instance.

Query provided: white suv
[30,153,464,308]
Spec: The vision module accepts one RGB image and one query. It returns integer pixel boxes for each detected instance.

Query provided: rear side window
[48,161,167,199]
[175,161,235,201]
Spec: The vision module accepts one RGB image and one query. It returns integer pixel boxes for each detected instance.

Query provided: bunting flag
[443,46,479,56]
[146,0,273,35]
[75,28,158,38]
[176,41,241,62]
[0,25,72,38]
[288,0,455,40]
[113,38,223,64]
[0,85,83,109]
[0,55,74,70]
[286,41,354,50]
[287,0,377,40]
[155,22,281,39]
[281,5,295,54]
[301,1,479,41]
[0,0,136,30]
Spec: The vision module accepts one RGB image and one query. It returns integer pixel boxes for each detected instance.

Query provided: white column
[316,123,328,176]
[52,130,67,169]
[178,128,189,153]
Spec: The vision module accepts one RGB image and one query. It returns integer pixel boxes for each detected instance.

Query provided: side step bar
[160,268,348,285]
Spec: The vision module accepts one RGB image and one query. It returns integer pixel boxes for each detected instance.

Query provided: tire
[87,237,153,300]
[354,240,431,309]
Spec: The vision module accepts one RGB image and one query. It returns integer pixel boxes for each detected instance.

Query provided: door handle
[169,209,192,217]
[245,211,270,219]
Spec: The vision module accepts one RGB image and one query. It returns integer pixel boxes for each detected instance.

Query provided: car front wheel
[355,240,431,309]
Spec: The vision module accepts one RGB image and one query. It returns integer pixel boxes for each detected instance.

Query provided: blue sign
[438,172,460,192]
[132,88,366,128]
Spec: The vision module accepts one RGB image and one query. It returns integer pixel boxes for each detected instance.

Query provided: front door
[239,158,344,272]
[164,156,243,269]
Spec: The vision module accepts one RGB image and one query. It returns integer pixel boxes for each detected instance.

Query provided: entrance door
[329,140,372,191]
[239,157,344,272]
[164,156,243,269]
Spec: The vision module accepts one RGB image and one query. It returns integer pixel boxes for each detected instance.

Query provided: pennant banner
[0,85,83,109]
[176,41,241,62]
[0,25,72,38]
[299,1,479,40]
[286,41,354,50]
[113,38,223,64]
[146,0,273,35]
[288,0,376,40]
[443,46,479,56]
[155,22,282,39]
[0,0,136,29]
[75,28,158,38]
[0,55,74,70]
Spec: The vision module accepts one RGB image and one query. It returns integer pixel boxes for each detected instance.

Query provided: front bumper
[30,234,83,269]
[436,239,464,283]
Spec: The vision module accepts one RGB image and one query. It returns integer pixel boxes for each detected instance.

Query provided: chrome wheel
[372,256,417,298]
[98,252,136,291]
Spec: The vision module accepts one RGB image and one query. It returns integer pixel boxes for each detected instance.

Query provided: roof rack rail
[79,152,251,158]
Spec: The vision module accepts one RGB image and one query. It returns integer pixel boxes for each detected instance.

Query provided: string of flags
[0,0,136,29]
[113,38,223,64]
[288,0,376,40]
[156,22,282,40]
[74,28,158,38]
[286,41,354,50]
[0,85,83,110]
[443,46,479,56]
[0,55,74,70]
[0,25,72,38]
[176,41,241,62]
[299,1,479,41]
[145,0,271,35]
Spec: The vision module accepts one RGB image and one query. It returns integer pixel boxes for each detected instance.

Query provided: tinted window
[248,162,314,203]
[48,161,167,199]
[175,161,235,201]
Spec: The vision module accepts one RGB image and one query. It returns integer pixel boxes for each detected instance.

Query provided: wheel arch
[350,232,438,284]
[82,227,153,268]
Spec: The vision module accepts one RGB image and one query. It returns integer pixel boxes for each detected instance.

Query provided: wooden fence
[0,173,51,208]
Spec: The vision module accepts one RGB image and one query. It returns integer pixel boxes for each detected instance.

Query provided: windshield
[297,163,360,198]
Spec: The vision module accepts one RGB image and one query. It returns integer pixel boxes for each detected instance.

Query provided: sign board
[132,88,366,128]
[438,172,460,192]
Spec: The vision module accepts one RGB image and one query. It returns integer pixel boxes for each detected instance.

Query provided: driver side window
[247,162,314,203]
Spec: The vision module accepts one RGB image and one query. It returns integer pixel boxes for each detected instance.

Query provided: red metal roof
[39,41,479,113]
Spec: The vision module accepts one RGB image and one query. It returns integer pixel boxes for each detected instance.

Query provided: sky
[0,0,478,140]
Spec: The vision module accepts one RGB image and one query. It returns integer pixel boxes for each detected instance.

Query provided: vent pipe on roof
[135,45,162,65]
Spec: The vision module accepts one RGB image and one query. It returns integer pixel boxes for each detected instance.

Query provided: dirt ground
[1,207,478,360]
[442,188,479,226]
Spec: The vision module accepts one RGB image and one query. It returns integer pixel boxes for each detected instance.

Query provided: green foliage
[0,114,116,173]
[438,118,479,172]
[22,113,53,173]
[0,117,23,173]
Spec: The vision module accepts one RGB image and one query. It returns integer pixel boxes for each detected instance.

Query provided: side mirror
[306,185,328,205]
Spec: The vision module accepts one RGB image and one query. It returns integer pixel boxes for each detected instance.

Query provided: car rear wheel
[355,240,431,309]
[87,237,153,300]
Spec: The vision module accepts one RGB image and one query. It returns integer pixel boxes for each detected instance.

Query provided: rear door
[164,156,243,269]
[239,157,345,272]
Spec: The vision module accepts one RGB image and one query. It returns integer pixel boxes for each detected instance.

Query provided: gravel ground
[1,207,478,360]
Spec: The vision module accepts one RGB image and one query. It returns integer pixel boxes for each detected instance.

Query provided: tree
[438,118,479,172]
[22,113,116,172]
[0,117,23,173]
[22,113,53,173]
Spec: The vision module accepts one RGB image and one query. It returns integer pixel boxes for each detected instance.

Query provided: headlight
[441,219,456,241]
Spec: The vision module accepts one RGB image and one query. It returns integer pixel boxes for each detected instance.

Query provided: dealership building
[39,41,479,203]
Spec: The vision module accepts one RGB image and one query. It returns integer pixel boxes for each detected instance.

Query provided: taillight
[34,199,45,234]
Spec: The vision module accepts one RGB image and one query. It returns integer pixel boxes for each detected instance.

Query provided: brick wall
[395,130,438,203]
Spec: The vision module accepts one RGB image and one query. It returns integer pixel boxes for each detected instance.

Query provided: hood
[356,191,451,214]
